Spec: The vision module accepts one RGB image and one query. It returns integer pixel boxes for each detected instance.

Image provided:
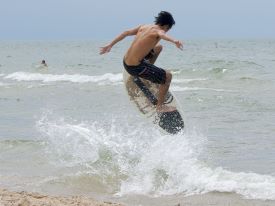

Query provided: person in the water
[41,60,48,67]
[100,11,183,112]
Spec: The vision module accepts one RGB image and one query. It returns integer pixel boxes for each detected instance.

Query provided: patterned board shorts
[123,59,166,84]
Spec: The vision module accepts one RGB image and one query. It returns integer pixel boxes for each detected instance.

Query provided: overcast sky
[1,0,274,40]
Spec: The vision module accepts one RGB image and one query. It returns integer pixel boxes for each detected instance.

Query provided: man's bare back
[124,25,162,65]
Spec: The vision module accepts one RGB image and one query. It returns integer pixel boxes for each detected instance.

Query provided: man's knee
[165,71,172,84]
[155,44,163,55]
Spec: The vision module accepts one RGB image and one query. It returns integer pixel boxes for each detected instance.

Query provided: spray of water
[36,111,275,200]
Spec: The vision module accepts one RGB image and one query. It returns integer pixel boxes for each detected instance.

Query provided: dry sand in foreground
[0,188,124,206]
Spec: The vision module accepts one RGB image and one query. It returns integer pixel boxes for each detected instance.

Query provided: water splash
[36,112,275,200]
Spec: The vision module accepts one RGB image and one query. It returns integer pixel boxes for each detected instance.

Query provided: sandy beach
[0,188,123,206]
[2,187,275,206]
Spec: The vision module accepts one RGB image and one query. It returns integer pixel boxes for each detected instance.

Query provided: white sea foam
[172,78,208,83]
[171,86,233,92]
[4,72,207,87]
[4,72,123,85]
[36,112,275,200]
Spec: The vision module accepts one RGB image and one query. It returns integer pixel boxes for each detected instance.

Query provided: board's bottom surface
[159,110,184,134]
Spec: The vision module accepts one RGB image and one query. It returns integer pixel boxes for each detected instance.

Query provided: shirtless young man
[100,11,183,112]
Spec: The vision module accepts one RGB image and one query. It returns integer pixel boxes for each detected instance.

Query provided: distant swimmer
[41,60,48,67]
[100,11,183,113]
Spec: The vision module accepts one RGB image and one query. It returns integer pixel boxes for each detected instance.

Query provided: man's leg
[157,71,175,112]
[147,45,175,112]
[142,45,175,112]
[148,44,163,64]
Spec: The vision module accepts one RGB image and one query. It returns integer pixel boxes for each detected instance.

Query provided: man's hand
[100,44,112,55]
[174,40,183,50]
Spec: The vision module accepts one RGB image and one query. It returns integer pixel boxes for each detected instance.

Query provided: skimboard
[123,70,184,134]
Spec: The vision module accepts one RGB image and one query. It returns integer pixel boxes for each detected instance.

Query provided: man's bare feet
[156,105,176,113]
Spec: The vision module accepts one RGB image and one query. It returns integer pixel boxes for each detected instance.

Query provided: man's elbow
[123,29,137,37]
[122,31,130,37]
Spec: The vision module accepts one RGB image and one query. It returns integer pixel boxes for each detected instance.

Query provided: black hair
[154,11,175,29]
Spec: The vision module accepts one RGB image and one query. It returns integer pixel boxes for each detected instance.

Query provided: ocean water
[0,40,275,205]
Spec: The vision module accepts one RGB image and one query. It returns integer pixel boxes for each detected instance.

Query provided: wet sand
[117,192,275,206]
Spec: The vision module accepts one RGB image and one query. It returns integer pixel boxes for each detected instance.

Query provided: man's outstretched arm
[158,30,183,50]
[100,25,141,55]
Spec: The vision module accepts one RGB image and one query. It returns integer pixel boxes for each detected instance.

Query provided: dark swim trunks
[123,59,166,84]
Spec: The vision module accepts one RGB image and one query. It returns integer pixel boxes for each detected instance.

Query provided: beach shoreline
[0,188,124,206]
